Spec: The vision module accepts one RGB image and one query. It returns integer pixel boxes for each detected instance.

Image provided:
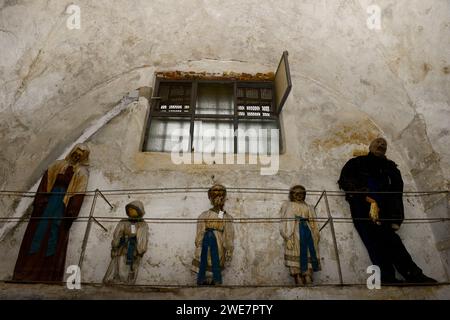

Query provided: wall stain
[311,120,380,151]
[423,63,432,77]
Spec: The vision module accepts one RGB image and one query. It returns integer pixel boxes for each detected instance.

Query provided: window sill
[134,151,285,174]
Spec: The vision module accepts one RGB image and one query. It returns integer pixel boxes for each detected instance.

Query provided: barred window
[142,52,291,155]
[156,83,191,113]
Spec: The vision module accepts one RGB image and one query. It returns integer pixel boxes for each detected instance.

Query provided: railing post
[97,189,114,210]
[314,190,325,211]
[78,189,98,271]
[324,191,344,285]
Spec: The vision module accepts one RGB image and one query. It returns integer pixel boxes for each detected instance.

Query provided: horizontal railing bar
[0,188,448,196]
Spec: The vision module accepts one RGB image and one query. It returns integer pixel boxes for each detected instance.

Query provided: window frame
[142,78,282,154]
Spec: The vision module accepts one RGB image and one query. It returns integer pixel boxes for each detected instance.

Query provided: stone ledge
[1,282,449,300]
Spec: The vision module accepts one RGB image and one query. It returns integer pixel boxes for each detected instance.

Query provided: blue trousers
[298,218,320,273]
[197,229,222,284]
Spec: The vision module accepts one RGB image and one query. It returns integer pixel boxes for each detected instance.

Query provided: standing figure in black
[338,137,436,284]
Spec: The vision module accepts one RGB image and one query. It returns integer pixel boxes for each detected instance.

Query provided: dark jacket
[338,152,404,226]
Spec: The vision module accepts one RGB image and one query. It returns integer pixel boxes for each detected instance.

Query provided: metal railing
[0,188,448,287]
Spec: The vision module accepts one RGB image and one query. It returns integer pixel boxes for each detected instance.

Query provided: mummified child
[191,184,234,285]
[103,200,149,285]
[280,185,321,285]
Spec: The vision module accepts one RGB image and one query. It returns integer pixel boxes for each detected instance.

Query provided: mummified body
[191,184,234,285]
[279,185,321,285]
[338,137,436,284]
[103,200,149,285]
[13,143,90,282]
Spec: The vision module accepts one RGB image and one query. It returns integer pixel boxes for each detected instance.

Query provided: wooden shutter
[274,51,292,114]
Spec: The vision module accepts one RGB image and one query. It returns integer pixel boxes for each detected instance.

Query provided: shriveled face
[69,148,84,164]
[369,138,387,158]
[209,185,226,208]
[126,207,140,219]
[290,186,306,202]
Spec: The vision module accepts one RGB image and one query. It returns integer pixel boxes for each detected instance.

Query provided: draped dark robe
[337,153,426,282]
[338,152,404,226]
[12,167,85,283]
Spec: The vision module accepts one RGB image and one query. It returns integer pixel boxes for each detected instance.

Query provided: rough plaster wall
[0,0,449,292]
[0,0,449,190]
